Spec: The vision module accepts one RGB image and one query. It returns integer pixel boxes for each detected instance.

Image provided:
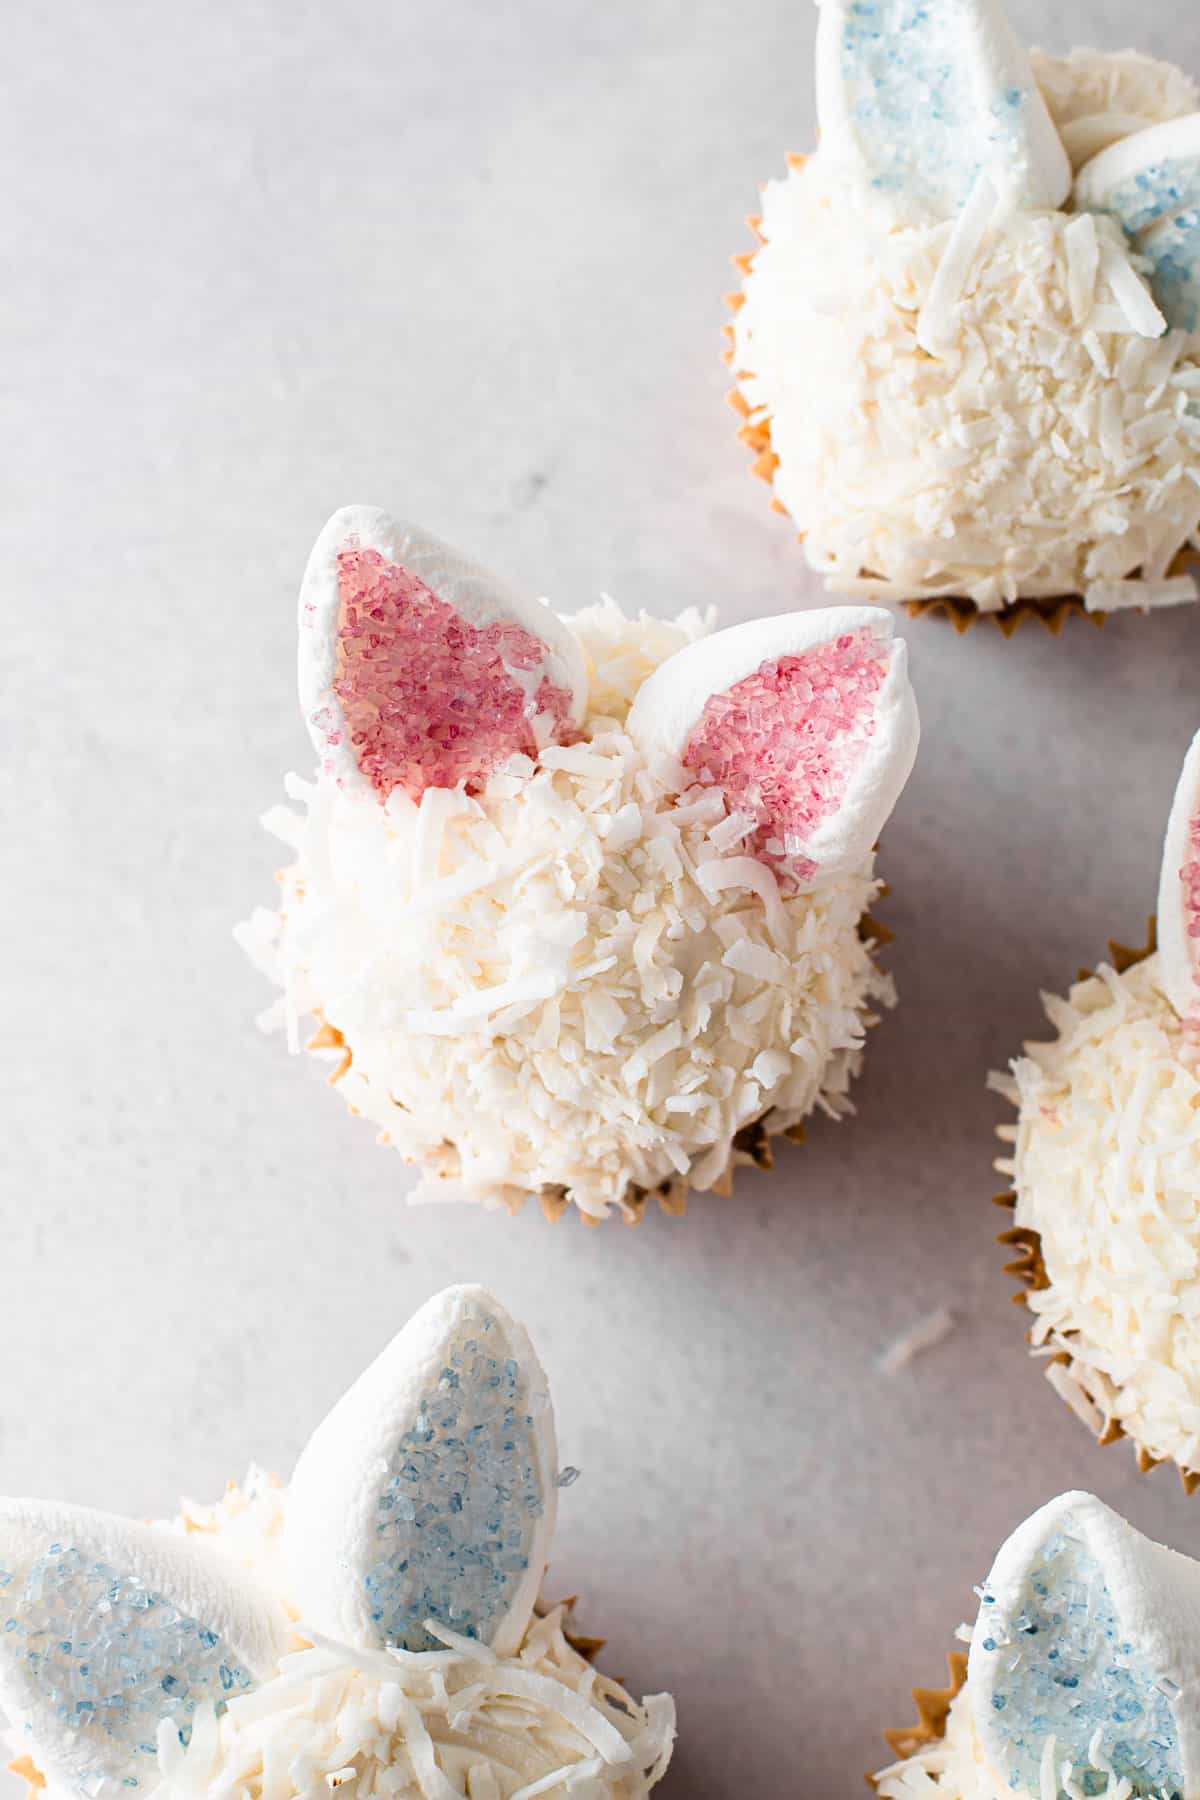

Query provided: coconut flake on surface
[997,953,1200,1478]
[6,1480,675,1800]
[733,49,1200,613]
[878,1306,957,1376]
[239,600,894,1220]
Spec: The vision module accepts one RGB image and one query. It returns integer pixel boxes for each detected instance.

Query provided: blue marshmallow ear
[0,1500,287,1796]
[813,0,1071,220]
[1076,116,1200,331]
[283,1285,559,1658]
[969,1493,1200,1799]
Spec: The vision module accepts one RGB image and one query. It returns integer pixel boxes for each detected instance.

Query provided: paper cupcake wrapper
[307,911,894,1226]
[870,1650,967,1786]
[995,916,1200,1496]
[724,170,1194,637]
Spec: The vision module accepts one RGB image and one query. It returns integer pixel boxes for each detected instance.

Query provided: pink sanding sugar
[330,546,575,800]
[682,628,888,882]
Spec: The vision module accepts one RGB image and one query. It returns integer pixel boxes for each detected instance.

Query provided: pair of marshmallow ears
[815,0,1200,331]
[297,506,920,890]
[968,1492,1200,1797]
[0,1287,559,1798]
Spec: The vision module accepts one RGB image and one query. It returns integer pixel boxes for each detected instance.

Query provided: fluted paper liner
[868,1651,967,1788]
[996,915,1200,1495]
[725,165,1200,637]
[304,909,894,1225]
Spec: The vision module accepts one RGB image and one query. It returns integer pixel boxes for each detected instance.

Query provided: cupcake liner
[994,916,1200,1496]
[7,1757,43,1798]
[724,174,1196,637]
[305,910,894,1226]
[869,1651,967,1787]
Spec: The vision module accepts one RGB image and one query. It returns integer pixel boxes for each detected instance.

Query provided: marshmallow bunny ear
[0,1499,287,1796]
[814,0,1071,219]
[283,1285,558,1657]
[626,609,919,889]
[298,507,587,803]
[1076,116,1200,331]
[969,1492,1200,1798]
[1156,729,1200,1026]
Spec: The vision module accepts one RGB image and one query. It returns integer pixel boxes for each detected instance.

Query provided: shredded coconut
[6,1480,675,1800]
[994,953,1200,1478]
[238,600,894,1219]
[878,1305,957,1376]
[733,50,1200,613]
[874,1685,1161,1799]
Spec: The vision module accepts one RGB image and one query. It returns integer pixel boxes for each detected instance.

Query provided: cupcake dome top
[877,1491,1200,1799]
[995,730,1200,1482]
[0,1286,675,1800]
[732,5,1200,615]
[240,509,919,1220]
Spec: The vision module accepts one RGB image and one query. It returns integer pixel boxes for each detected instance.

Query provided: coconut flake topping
[238,599,894,1218]
[992,953,1200,1477]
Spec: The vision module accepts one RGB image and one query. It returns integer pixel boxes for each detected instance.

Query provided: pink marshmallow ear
[298,507,587,803]
[626,609,919,889]
[1157,729,1200,1029]
[0,1499,287,1796]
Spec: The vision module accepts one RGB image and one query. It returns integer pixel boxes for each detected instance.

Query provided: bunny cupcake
[0,1285,676,1799]
[874,1490,1200,1798]
[238,506,920,1222]
[728,1,1200,630]
[992,731,1200,1490]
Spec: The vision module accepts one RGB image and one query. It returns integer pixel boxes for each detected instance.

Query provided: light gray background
[4,1,1200,1794]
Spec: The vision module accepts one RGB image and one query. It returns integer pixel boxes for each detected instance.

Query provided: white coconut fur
[285,1285,557,1659]
[815,0,1070,219]
[0,1499,288,1794]
[971,1492,1200,1792]
[627,608,918,887]
[298,506,588,795]
[992,949,1200,1476]
[239,598,902,1218]
[1158,730,1200,1024]
[734,48,1200,611]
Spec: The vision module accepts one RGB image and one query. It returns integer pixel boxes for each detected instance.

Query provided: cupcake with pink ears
[238,505,920,1223]
[993,729,1200,1490]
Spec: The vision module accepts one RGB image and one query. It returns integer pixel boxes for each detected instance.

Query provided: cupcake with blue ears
[875,1490,1200,1797]
[239,505,920,1222]
[728,0,1200,632]
[1,1284,675,1798]
[993,729,1200,1492]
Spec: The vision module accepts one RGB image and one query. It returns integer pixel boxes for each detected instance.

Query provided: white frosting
[6,1478,673,1800]
[993,952,1200,1476]
[733,48,1200,612]
[238,599,898,1219]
